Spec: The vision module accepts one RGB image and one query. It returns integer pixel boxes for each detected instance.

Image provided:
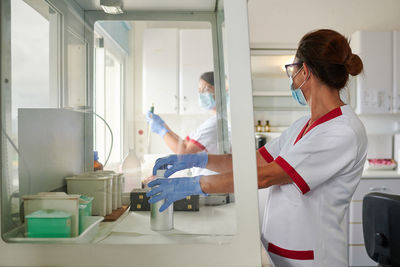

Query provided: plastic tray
[4,216,103,244]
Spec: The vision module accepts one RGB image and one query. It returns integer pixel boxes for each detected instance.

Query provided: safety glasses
[284,62,303,78]
[199,85,214,94]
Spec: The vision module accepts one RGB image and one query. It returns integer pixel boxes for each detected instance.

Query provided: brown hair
[200,71,214,86]
[295,29,363,90]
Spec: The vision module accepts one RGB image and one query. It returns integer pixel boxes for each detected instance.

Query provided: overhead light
[100,0,124,14]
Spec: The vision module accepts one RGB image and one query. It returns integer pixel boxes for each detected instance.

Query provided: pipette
[147,104,154,152]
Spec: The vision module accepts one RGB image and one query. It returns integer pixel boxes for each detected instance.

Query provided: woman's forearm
[206,154,233,172]
[257,162,292,188]
[199,172,234,194]
[163,130,186,154]
[199,160,291,194]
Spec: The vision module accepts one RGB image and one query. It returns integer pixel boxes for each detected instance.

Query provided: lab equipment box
[130,190,199,212]
[173,195,199,211]
[66,175,112,216]
[25,210,72,238]
[79,195,94,234]
[130,189,150,211]
[22,192,80,237]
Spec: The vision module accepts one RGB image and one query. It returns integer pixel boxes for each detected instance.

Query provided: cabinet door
[179,29,214,114]
[394,31,400,113]
[352,31,393,114]
[142,28,179,114]
[348,178,400,266]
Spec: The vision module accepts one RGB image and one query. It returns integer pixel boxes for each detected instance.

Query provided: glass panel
[90,20,237,245]
[66,30,87,107]
[94,45,106,167]
[2,0,66,236]
[2,15,237,246]
[104,50,122,165]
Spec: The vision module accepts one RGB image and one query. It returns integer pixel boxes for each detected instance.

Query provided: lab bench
[93,203,271,266]
[93,204,237,245]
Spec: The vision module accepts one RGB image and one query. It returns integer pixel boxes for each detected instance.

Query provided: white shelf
[362,170,400,179]
[252,90,291,97]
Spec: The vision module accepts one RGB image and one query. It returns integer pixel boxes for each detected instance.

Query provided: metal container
[150,168,173,231]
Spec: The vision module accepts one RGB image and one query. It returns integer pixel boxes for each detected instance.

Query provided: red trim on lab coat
[294,106,343,145]
[185,136,207,152]
[258,146,274,163]
[268,242,314,260]
[275,156,310,194]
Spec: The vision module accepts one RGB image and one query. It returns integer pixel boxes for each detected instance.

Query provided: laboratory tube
[150,166,173,231]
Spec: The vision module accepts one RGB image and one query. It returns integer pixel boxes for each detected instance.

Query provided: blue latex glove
[152,152,208,177]
[146,111,168,137]
[146,176,207,212]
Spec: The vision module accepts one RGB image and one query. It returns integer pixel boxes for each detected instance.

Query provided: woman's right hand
[146,112,169,137]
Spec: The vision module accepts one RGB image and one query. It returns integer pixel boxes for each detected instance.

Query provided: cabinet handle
[369,186,387,192]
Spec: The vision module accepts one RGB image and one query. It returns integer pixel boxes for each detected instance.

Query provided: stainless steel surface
[150,169,173,231]
[150,200,173,231]
[18,108,86,195]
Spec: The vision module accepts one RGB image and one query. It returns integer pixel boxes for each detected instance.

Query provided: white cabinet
[348,177,400,266]
[142,28,213,114]
[351,31,400,114]
[142,28,179,114]
[179,29,213,114]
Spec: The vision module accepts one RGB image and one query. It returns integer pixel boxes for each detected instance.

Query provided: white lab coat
[258,105,367,267]
[186,115,219,176]
[186,114,219,154]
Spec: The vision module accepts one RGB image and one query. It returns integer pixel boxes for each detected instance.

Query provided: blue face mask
[289,67,308,106]
[198,92,216,110]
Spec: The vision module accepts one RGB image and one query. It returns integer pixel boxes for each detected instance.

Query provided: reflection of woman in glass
[146,71,220,155]
[147,29,367,267]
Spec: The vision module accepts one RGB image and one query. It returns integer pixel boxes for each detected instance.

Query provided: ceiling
[73,0,217,12]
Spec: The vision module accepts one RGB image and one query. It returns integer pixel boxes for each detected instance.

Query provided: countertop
[93,203,271,266]
[361,169,400,179]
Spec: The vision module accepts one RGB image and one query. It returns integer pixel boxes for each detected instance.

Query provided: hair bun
[345,54,363,76]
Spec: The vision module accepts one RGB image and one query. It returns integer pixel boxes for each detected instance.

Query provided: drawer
[352,179,400,201]
[349,245,377,266]
[349,202,362,222]
[349,223,364,244]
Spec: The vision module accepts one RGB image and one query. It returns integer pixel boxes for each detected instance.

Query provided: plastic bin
[79,195,93,234]
[22,192,80,237]
[66,175,112,216]
[4,216,103,243]
[26,209,72,238]
[97,171,120,209]
[81,171,115,212]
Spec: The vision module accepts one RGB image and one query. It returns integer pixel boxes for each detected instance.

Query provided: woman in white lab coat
[146,71,221,155]
[147,29,368,267]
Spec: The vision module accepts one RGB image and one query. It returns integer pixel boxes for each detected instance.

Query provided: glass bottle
[120,148,142,191]
[256,120,263,132]
[93,151,103,171]
[264,120,271,132]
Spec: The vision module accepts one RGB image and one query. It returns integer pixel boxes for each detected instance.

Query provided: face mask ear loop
[298,69,311,89]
